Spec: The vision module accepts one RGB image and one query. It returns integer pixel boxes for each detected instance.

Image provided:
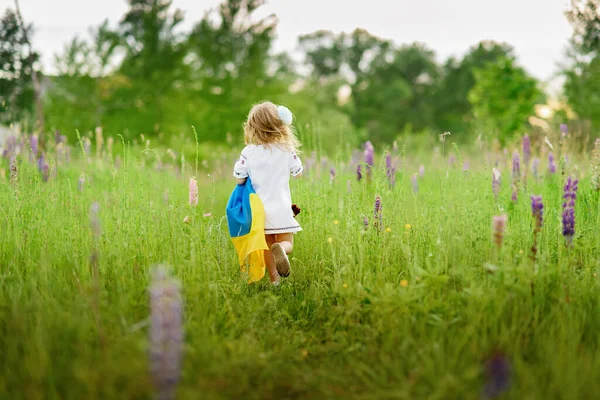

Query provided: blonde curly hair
[243,101,300,153]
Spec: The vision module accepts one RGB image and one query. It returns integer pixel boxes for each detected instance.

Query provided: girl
[233,102,303,285]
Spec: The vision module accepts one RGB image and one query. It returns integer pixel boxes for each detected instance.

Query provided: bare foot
[271,243,291,277]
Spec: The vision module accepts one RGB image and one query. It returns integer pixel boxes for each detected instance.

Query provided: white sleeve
[233,147,251,178]
[289,151,303,177]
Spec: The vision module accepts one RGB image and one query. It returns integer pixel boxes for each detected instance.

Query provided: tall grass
[0,133,599,399]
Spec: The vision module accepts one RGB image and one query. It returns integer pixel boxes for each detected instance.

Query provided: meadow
[0,130,599,400]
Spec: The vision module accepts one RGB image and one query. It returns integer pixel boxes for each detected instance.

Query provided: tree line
[0,0,598,148]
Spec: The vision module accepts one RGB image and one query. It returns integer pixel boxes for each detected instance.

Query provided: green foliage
[469,57,543,142]
[564,55,600,127]
[0,9,38,124]
[566,0,600,55]
[1,137,600,398]
[437,41,515,135]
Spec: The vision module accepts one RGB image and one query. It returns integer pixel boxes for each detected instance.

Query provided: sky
[2,0,574,82]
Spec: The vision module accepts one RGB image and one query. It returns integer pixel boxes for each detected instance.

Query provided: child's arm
[233,147,250,184]
[289,151,303,178]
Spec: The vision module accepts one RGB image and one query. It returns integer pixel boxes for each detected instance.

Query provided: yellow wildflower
[327,237,333,244]
[400,279,409,287]
[405,224,412,230]
[385,227,392,233]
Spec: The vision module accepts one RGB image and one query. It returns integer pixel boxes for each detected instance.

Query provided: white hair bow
[277,105,293,125]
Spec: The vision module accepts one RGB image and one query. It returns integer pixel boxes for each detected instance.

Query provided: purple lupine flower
[411,173,418,193]
[386,153,395,186]
[357,164,363,182]
[512,151,520,180]
[36,153,44,172]
[149,265,183,400]
[560,124,568,136]
[418,165,425,177]
[30,134,38,160]
[562,176,579,244]
[531,196,544,231]
[330,167,336,184]
[463,161,470,173]
[364,141,374,178]
[548,152,556,174]
[373,195,382,231]
[189,177,198,207]
[532,158,540,178]
[492,215,507,249]
[78,175,85,193]
[482,352,511,399]
[492,168,501,199]
[90,202,101,238]
[363,215,369,231]
[522,134,531,166]
[41,161,49,182]
[9,154,17,186]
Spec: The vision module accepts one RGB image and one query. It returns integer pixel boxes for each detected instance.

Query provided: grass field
[1,133,599,399]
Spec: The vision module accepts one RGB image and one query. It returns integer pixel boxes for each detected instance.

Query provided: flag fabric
[226,178,268,283]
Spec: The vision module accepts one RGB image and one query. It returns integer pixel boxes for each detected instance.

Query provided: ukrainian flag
[226,178,268,283]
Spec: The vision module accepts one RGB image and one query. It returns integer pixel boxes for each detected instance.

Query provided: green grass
[1,139,599,400]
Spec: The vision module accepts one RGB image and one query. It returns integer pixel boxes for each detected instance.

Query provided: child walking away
[231,102,303,285]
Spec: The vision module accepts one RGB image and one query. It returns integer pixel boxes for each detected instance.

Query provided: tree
[0,8,38,126]
[116,0,187,136]
[436,41,515,135]
[469,57,543,142]
[187,0,278,141]
[566,0,600,55]
[45,20,123,136]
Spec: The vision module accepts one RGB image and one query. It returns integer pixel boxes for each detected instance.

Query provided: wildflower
[532,158,540,178]
[562,176,578,244]
[364,141,374,168]
[373,195,382,231]
[386,153,395,186]
[327,237,333,244]
[492,215,507,249]
[363,216,369,231]
[418,165,425,177]
[560,123,568,137]
[385,227,392,233]
[400,279,409,287]
[333,220,339,225]
[78,174,85,193]
[411,174,418,193]
[41,161,49,182]
[531,196,543,231]
[189,177,198,207]
[439,131,451,142]
[591,138,600,191]
[342,283,348,289]
[405,224,412,230]
[548,152,556,174]
[9,155,18,186]
[356,164,363,182]
[90,202,101,238]
[149,265,183,400]
[511,151,520,202]
[463,161,470,173]
[522,134,531,166]
[482,352,511,399]
[30,134,38,160]
[492,168,501,199]
[330,167,336,184]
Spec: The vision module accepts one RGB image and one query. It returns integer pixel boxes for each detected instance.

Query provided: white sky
[2,0,573,82]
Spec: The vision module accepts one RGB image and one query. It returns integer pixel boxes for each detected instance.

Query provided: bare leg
[264,234,279,284]
[276,233,294,254]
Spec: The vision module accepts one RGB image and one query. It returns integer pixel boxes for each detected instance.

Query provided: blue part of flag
[226,177,255,238]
